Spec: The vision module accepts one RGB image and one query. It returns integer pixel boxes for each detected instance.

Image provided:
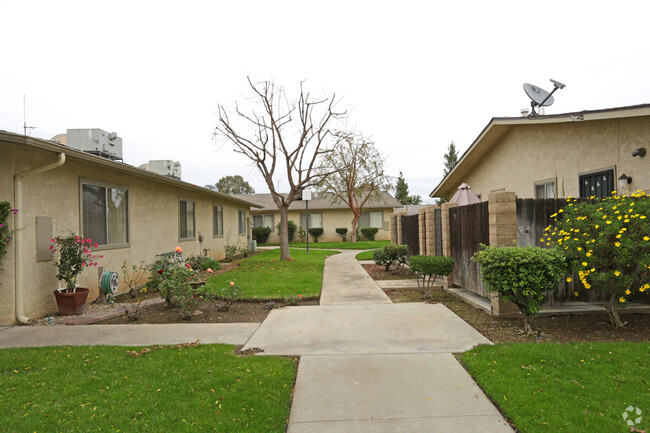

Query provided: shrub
[335,227,348,241]
[0,202,18,268]
[409,255,455,288]
[252,227,272,244]
[545,192,650,327]
[157,264,202,319]
[473,244,566,335]
[360,227,379,241]
[223,244,239,262]
[147,249,184,289]
[207,280,242,311]
[277,220,298,243]
[186,255,222,271]
[372,245,408,271]
[308,228,324,242]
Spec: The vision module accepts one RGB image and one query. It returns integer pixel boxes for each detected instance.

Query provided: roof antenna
[23,94,37,136]
[523,79,566,116]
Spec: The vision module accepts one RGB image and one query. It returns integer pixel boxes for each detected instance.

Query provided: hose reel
[99,271,119,295]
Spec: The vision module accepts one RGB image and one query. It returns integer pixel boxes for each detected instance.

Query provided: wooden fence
[449,201,489,296]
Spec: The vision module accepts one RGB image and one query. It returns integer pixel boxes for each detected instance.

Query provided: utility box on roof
[66,129,123,161]
[148,160,182,180]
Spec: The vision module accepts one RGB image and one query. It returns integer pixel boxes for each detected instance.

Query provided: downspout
[14,153,66,324]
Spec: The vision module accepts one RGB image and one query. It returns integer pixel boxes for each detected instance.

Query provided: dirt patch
[386,288,650,343]
[361,264,418,280]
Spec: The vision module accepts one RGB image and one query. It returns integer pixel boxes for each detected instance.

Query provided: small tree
[442,141,458,176]
[215,175,255,194]
[316,132,391,243]
[545,193,650,327]
[409,255,454,288]
[372,245,408,271]
[473,245,566,335]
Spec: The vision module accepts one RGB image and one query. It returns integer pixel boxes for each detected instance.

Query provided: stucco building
[430,104,650,201]
[235,192,401,243]
[1,131,259,325]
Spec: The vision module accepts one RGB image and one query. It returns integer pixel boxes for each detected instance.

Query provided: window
[81,181,128,246]
[358,211,383,228]
[253,214,274,229]
[535,181,555,199]
[300,212,322,229]
[179,199,195,239]
[213,205,223,236]
[579,169,614,198]
[238,210,246,235]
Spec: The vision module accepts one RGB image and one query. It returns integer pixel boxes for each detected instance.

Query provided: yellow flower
[576,247,582,251]
[566,277,572,282]
[606,221,612,225]
[644,236,649,241]
[614,270,620,276]
[594,225,599,229]
[641,216,647,219]
[584,283,591,289]
[615,242,621,247]
[558,209,564,213]
[625,289,631,295]
[586,252,592,257]
[619,297,626,303]
[624,219,630,223]
[616,234,621,239]
[582,262,588,267]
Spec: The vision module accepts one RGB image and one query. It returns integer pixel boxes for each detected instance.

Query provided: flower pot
[53,287,89,316]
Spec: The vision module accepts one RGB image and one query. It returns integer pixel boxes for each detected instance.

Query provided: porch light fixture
[632,147,646,157]
[618,173,632,191]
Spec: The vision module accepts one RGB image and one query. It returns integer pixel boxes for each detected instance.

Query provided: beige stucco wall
[1,141,250,324]
[258,208,393,243]
[441,116,650,200]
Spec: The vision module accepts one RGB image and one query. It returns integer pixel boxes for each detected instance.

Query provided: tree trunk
[606,294,626,328]
[522,312,534,336]
[351,214,359,243]
[279,205,291,261]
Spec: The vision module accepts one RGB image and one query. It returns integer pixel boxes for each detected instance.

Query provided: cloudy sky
[2,0,649,202]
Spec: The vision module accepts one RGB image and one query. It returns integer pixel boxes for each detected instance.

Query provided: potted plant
[50,234,103,315]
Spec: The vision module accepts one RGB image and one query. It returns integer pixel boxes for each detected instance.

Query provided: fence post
[396,211,407,245]
[440,202,458,288]
[487,191,519,317]
[389,213,397,245]
[424,205,439,256]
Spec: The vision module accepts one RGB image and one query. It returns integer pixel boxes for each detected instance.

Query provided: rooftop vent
[65,129,123,161]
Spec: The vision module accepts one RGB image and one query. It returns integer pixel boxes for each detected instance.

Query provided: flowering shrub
[473,244,566,335]
[157,263,201,319]
[0,202,19,268]
[185,255,222,271]
[544,192,650,327]
[147,248,185,288]
[50,234,103,291]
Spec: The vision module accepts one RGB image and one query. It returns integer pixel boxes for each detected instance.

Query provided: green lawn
[207,248,339,299]
[260,240,389,250]
[0,344,296,432]
[355,249,377,260]
[461,342,650,432]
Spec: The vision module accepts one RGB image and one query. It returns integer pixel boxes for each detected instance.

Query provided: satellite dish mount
[523,79,566,116]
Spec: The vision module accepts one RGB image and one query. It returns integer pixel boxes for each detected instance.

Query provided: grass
[207,248,339,299]
[461,342,650,432]
[0,344,296,432]
[355,249,377,260]
[261,240,389,250]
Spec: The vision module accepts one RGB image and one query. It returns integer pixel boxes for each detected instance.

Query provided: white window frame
[534,179,556,199]
[213,205,223,237]
[253,214,274,230]
[358,210,383,229]
[300,212,323,229]
[179,198,196,240]
[79,178,129,249]
[238,210,247,235]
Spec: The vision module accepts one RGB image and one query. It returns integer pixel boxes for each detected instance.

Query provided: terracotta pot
[53,287,89,316]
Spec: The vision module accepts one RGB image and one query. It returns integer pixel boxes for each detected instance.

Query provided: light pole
[303,189,312,254]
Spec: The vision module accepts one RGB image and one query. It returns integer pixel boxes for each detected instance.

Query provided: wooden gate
[434,208,443,255]
[449,202,489,296]
[401,214,419,256]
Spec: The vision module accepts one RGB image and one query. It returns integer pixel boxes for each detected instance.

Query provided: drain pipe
[14,152,66,323]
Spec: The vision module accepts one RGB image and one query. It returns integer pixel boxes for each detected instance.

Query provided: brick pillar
[440,202,458,288]
[487,191,519,316]
[418,208,426,256]
[389,213,397,245]
[424,205,438,256]
[395,212,407,245]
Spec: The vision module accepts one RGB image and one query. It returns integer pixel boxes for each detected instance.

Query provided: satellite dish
[523,79,566,116]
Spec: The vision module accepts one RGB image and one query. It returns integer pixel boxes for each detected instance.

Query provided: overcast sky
[2,0,649,203]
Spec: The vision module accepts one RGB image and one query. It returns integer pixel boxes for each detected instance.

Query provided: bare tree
[215,78,346,260]
[317,132,391,242]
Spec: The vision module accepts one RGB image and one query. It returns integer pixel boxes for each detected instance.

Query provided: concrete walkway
[242,249,512,433]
